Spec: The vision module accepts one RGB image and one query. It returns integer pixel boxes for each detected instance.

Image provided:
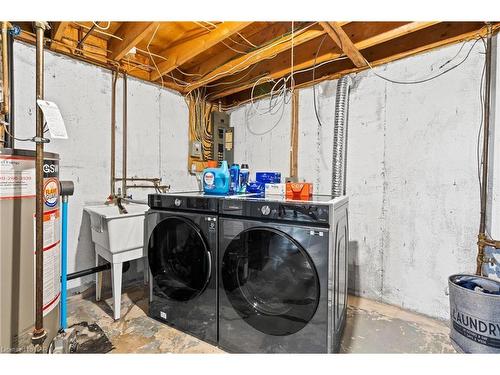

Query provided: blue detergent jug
[203,161,230,195]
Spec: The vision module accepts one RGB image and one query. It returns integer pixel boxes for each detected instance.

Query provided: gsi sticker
[43,178,59,208]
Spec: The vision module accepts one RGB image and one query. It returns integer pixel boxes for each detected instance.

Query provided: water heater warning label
[0,156,36,199]
[34,209,61,317]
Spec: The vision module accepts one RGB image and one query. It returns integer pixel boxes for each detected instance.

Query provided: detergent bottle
[203,161,230,195]
[239,163,250,193]
[229,163,240,194]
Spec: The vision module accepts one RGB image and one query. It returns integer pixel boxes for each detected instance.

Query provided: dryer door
[148,216,211,301]
[222,227,320,336]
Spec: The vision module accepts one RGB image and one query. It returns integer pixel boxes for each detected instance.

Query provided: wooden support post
[290,90,299,179]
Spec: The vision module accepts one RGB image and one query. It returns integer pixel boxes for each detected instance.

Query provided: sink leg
[143,257,149,285]
[95,254,102,302]
[111,262,123,320]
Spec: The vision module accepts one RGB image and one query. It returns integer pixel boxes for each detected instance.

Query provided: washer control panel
[148,193,218,212]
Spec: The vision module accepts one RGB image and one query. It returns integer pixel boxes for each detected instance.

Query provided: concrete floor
[67,283,455,354]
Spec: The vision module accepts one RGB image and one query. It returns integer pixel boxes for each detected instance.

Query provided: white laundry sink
[84,203,148,254]
[84,202,149,320]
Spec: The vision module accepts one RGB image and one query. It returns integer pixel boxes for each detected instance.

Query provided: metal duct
[331,76,351,198]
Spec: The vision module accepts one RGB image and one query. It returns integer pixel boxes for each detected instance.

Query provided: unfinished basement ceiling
[15,21,499,107]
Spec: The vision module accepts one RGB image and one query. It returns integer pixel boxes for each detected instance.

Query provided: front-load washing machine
[218,195,349,353]
[146,192,219,344]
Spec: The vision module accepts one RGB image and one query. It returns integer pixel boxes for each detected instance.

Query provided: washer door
[222,227,320,336]
[148,216,211,302]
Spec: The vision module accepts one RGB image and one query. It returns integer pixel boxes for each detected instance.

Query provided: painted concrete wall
[230,39,490,320]
[13,41,197,289]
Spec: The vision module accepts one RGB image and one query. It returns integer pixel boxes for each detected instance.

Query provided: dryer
[218,195,349,353]
[146,192,219,344]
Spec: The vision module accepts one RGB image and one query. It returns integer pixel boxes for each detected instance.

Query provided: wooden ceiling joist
[209,22,449,99]
[15,21,499,104]
[51,21,70,42]
[355,21,440,50]
[185,26,326,92]
[150,22,252,81]
[319,21,367,67]
[223,21,494,106]
[183,22,298,77]
[108,22,158,61]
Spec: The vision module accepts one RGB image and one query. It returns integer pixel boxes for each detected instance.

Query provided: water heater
[0,148,60,352]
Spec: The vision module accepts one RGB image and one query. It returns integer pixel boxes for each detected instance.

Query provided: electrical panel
[190,140,202,158]
[211,112,234,165]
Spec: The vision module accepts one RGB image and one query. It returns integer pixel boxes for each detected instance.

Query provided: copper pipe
[477,25,493,276]
[1,22,9,116]
[115,177,162,182]
[110,69,118,197]
[122,73,127,197]
[75,22,96,50]
[32,21,47,351]
[1,22,9,146]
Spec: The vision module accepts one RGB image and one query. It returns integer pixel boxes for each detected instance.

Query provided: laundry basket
[448,274,500,353]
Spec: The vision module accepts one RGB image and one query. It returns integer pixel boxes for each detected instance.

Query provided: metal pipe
[125,184,170,189]
[110,69,118,197]
[32,21,48,351]
[67,264,111,281]
[477,26,494,276]
[1,22,9,147]
[75,23,96,50]
[115,177,162,182]
[66,261,130,281]
[122,197,148,205]
[122,73,127,197]
[331,76,351,198]
[7,28,14,148]
[60,196,68,330]
[1,22,9,117]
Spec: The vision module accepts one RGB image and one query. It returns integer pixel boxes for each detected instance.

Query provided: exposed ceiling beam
[51,21,70,42]
[150,22,252,81]
[108,22,158,61]
[185,27,326,92]
[209,50,342,100]
[355,21,440,50]
[319,21,367,67]
[183,22,289,77]
[210,22,441,99]
[223,22,495,106]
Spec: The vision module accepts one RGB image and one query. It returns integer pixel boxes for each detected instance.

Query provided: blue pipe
[60,197,68,330]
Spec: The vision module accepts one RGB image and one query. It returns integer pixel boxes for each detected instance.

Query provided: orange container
[207,160,218,168]
[286,182,313,200]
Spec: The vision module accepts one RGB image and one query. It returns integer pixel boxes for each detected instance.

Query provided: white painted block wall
[13,41,197,289]
[231,39,492,320]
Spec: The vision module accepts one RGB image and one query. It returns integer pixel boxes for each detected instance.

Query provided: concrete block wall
[13,41,198,289]
[230,39,490,320]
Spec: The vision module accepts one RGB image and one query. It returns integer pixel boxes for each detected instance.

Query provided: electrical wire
[147,24,164,88]
[183,23,317,93]
[476,36,490,238]
[237,32,258,48]
[312,35,328,127]
[1,119,48,142]
[92,21,111,31]
[364,37,483,85]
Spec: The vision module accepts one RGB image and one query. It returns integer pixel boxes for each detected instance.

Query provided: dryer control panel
[220,199,330,226]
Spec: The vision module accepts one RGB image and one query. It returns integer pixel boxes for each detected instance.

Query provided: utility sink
[84,203,149,320]
[84,203,148,255]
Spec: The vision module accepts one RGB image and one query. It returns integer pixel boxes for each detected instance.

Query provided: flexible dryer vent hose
[331,76,351,198]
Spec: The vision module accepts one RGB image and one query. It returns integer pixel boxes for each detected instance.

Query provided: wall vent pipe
[331,76,351,198]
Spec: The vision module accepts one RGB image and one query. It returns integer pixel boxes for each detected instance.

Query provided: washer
[218,195,349,353]
[145,192,219,344]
